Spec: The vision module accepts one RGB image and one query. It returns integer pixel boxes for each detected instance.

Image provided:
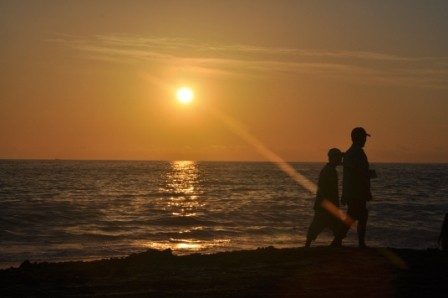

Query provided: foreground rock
[1,247,447,297]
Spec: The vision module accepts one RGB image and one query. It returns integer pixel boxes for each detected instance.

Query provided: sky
[1,0,448,163]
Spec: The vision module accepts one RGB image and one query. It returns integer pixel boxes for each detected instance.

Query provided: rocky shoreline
[1,246,447,297]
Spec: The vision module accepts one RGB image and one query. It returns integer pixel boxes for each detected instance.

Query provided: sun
[176,87,194,104]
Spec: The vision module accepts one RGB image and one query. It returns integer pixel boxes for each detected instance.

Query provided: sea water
[0,160,447,268]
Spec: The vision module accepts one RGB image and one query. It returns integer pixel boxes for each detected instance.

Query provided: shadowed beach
[1,247,447,297]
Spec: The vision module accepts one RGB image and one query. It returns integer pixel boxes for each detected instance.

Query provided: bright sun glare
[176,87,194,104]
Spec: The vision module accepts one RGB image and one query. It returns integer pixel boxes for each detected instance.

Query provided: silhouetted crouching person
[439,213,448,251]
[305,148,343,248]
[340,127,373,248]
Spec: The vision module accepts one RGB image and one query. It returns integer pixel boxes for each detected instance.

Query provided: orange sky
[1,1,448,162]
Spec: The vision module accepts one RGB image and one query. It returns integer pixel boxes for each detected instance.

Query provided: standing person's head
[328,148,343,166]
[351,127,370,147]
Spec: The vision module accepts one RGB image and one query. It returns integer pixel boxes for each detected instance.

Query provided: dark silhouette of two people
[306,127,374,248]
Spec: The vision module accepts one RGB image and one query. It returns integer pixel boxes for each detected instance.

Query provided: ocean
[1,160,447,268]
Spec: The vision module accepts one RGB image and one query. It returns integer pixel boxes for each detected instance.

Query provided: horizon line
[1,158,447,165]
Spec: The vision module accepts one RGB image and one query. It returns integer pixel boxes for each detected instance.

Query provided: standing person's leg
[329,215,346,247]
[357,205,369,248]
[306,212,326,248]
[331,205,355,247]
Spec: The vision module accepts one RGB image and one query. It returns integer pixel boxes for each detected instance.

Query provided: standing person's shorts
[347,200,368,222]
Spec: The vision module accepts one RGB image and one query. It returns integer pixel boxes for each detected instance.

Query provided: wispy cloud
[57,34,448,89]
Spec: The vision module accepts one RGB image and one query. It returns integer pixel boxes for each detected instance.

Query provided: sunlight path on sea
[144,160,231,252]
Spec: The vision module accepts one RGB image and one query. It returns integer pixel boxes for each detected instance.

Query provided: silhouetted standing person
[340,127,373,248]
[439,213,448,251]
[305,148,343,248]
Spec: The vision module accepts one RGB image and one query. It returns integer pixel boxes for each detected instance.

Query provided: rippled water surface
[1,160,447,268]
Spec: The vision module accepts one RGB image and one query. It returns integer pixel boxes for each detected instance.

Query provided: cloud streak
[58,34,448,89]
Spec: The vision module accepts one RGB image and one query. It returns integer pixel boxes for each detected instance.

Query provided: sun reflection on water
[138,238,231,254]
[162,160,204,217]
[147,161,224,253]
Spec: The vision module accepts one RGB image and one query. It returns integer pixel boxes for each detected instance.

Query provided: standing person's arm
[358,150,372,201]
[439,214,448,248]
[315,167,326,208]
